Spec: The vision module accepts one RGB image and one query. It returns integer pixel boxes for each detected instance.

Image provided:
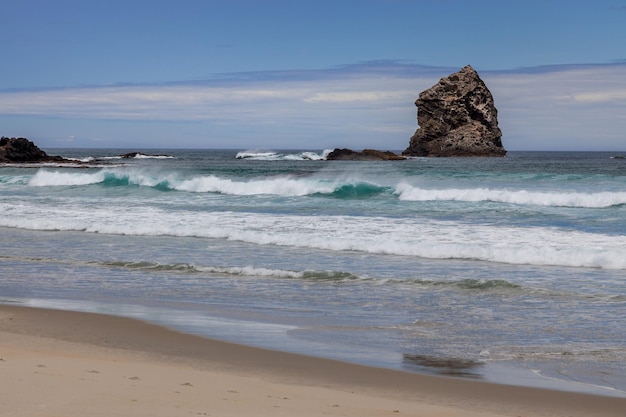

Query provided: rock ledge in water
[326,148,405,161]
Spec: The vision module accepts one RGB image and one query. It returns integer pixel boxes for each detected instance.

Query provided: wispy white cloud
[1,62,625,150]
[482,64,626,150]
[567,90,626,103]
[303,91,405,103]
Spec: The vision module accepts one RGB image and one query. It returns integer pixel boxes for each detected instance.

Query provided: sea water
[1,149,625,396]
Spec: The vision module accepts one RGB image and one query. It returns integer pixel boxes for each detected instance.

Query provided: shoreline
[1,305,625,417]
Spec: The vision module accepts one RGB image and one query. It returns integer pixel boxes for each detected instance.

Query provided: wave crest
[26,168,389,198]
[235,150,333,161]
[29,170,107,186]
[27,169,625,208]
[395,183,626,208]
[3,203,626,270]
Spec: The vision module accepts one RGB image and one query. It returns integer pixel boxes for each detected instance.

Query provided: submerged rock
[403,65,506,157]
[0,137,66,163]
[326,148,405,161]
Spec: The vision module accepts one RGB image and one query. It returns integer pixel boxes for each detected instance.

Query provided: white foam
[65,156,96,163]
[25,168,349,196]
[198,266,304,279]
[235,151,280,160]
[395,183,626,208]
[29,170,107,186]
[172,175,336,196]
[32,169,624,208]
[131,154,174,159]
[26,168,176,188]
[2,202,626,270]
[235,150,332,161]
[96,153,174,160]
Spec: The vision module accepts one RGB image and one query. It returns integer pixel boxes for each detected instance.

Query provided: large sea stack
[403,65,506,157]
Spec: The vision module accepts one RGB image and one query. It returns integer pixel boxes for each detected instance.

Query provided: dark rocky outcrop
[0,137,67,163]
[326,148,405,161]
[403,65,506,157]
[120,152,171,159]
[121,152,145,159]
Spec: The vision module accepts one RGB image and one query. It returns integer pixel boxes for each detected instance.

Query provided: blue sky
[1,0,625,151]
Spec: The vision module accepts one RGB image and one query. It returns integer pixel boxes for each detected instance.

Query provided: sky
[1,0,625,151]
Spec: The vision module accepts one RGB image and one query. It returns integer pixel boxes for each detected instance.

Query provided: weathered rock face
[326,148,405,161]
[403,65,505,157]
[0,137,65,163]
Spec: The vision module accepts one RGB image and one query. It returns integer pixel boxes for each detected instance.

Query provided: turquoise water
[1,149,625,396]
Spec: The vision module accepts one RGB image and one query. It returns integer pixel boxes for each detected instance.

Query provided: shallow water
[1,149,625,396]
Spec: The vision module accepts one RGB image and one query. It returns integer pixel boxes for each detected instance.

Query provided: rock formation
[120,152,171,159]
[0,137,66,163]
[326,148,405,161]
[403,65,505,157]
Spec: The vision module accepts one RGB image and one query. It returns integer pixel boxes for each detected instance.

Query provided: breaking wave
[173,174,337,195]
[2,203,626,270]
[395,183,626,208]
[235,150,333,161]
[29,170,108,187]
[26,168,625,208]
[26,168,388,197]
[98,153,175,160]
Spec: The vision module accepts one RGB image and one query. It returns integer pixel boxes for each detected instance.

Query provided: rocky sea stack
[403,65,506,157]
[0,137,66,163]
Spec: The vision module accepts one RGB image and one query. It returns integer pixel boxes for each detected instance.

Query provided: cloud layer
[1,62,625,151]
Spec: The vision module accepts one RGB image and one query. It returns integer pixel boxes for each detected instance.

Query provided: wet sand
[1,304,624,417]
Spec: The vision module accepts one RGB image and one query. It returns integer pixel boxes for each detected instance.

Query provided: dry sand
[1,305,624,417]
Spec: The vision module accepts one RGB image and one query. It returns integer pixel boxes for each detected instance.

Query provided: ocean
[1,149,625,396]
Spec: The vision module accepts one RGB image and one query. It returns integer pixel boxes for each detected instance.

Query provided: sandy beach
[0,305,624,417]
